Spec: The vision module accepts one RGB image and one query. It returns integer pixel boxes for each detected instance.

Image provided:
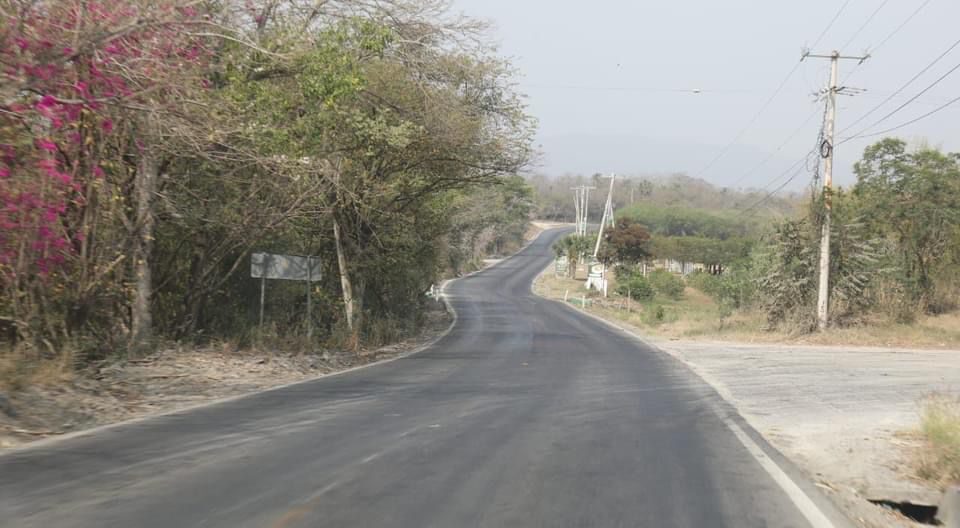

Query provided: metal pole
[306,256,313,340]
[593,174,616,258]
[583,188,590,236]
[817,52,839,331]
[259,275,266,328]
[572,188,580,236]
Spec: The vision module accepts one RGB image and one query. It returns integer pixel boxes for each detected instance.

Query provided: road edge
[2,227,565,457]
[532,270,856,528]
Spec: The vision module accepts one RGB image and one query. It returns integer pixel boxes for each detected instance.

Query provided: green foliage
[647,235,752,265]
[614,270,655,301]
[446,176,535,272]
[853,138,960,312]
[646,270,685,300]
[617,203,755,239]
[0,1,538,364]
[552,234,593,278]
[687,267,755,318]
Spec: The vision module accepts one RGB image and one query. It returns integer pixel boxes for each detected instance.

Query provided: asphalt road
[0,229,849,528]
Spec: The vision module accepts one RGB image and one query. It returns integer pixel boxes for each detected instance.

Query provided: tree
[553,234,592,278]
[853,139,960,310]
[599,219,651,265]
[0,0,218,352]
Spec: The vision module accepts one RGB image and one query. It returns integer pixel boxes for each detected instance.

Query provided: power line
[692,61,804,178]
[737,155,812,217]
[842,93,960,142]
[809,0,855,51]
[840,36,960,134]
[840,0,891,51]
[738,100,829,217]
[873,0,933,52]
[727,107,820,189]
[844,58,960,139]
[693,0,856,179]
[840,0,933,85]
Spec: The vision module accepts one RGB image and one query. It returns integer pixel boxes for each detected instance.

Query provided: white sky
[452,0,960,189]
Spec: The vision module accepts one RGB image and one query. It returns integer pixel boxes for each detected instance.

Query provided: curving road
[0,229,849,528]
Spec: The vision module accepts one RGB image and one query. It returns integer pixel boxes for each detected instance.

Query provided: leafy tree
[853,138,960,311]
[552,234,592,278]
[599,219,651,265]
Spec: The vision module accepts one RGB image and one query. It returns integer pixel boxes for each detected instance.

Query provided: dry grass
[0,346,74,392]
[917,395,960,487]
[534,266,960,349]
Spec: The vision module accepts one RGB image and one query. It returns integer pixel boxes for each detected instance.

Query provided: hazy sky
[451,0,960,190]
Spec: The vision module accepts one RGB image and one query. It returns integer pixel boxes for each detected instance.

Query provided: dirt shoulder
[534,267,958,527]
[653,339,954,527]
[0,307,451,450]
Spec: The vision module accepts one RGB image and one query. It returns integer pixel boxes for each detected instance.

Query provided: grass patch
[918,395,960,487]
[534,266,960,348]
[0,345,74,392]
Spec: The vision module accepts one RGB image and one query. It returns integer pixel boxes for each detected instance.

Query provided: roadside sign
[555,256,569,275]
[251,252,321,339]
[588,261,604,279]
[251,253,322,281]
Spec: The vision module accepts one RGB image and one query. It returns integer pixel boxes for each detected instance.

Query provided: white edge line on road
[0,227,563,457]
[541,282,839,528]
[723,418,836,528]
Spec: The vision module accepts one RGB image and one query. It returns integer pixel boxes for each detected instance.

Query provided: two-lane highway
[0,229,848,527]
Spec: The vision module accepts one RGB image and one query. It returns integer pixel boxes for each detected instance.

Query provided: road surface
[0,229,849,527]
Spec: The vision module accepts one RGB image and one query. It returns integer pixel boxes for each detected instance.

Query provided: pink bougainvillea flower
[36,138,58,152]
[36,95,57,110]
[0,166,9,179]
[101,119,114,133]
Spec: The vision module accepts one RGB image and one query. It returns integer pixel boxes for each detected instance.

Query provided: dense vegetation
[0,0,535,369]
[527,172,798,223]
[544,139,960,333]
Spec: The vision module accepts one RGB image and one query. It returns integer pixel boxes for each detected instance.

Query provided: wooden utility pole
[803,50,868,331]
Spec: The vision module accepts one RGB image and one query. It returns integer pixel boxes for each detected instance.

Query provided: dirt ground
[652,339,958,527]
[0,308,451,450]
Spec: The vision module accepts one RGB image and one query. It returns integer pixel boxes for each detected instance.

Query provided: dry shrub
[0,344,74,392]
[918,394,960,487]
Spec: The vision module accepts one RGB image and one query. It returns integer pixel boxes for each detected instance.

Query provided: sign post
[306,256,313,340]
[251,252,322,337]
